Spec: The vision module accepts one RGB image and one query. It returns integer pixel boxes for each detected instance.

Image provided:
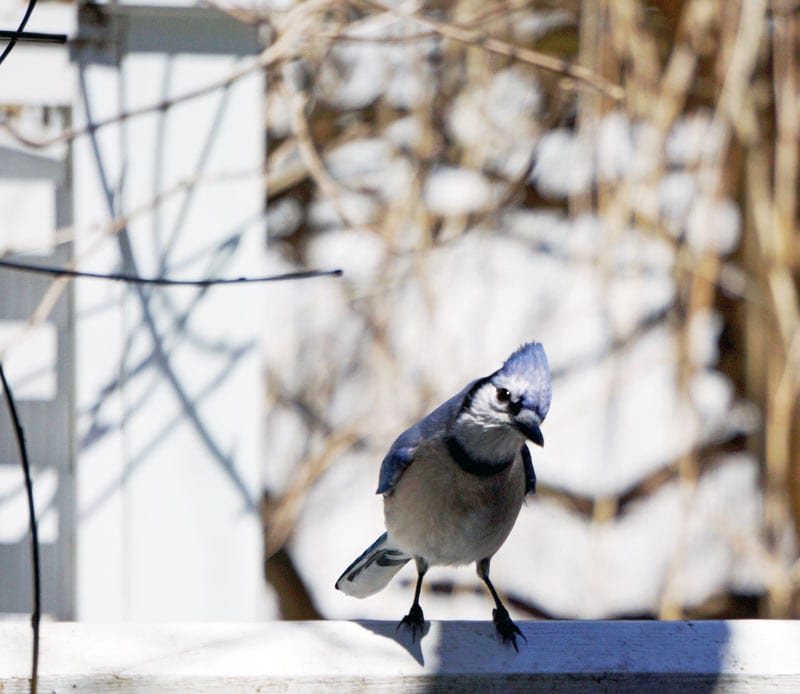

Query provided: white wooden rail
[1,620,798,692]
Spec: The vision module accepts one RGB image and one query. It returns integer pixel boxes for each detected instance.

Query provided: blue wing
[521,444,536,495]
[375,438,415,495]
[376,379,481,495]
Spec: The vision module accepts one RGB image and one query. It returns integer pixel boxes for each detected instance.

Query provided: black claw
[493,605,526,652]
[397,603,425,641]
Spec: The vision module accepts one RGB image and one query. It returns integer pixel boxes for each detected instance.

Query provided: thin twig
[307,29,438,44]
[0,258,342,286]
[46,169,262,249]
[0,363,40,694]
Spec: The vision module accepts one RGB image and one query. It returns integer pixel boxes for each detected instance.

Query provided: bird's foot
[397,603,426,642]
[493,604,526,652]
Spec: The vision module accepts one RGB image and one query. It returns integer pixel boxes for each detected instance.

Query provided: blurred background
[0,0,798,626]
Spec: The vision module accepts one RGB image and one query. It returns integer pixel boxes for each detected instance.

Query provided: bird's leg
[477,557,526,651]
[397,557,428,641]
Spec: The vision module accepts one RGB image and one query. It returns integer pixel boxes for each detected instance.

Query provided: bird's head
[463,342,552,447]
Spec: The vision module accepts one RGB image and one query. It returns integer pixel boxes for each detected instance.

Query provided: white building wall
[72,4,269,621]
[1,1,271,621]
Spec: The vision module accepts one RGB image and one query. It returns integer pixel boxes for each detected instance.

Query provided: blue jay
[336,342,551,650]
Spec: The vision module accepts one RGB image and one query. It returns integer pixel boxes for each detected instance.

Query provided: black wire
[0,258,343,285]
[0,30,67,44]
[0,0,37,67]
[0,363,40,694]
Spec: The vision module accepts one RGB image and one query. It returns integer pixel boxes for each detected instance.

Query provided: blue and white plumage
[335,342,552,650]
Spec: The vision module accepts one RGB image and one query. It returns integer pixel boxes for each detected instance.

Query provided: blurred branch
[264,546,322,620]
[360,0,624,100]
[0,0,334,148]
[263,427,362,557]
[309,0,537,45]
[281,80,377,232]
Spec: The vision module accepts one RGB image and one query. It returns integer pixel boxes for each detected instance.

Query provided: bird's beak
[513,409,544,447]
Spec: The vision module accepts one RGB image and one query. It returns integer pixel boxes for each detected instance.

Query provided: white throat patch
[452,383,523,464]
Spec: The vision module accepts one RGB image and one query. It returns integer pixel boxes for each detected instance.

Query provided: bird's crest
[495,342,551,416]
[500,342,548,379]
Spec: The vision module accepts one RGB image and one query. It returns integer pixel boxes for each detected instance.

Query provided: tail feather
[335,532,410,598]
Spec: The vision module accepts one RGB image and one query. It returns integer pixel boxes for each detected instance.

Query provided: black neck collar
[445,435,514,478]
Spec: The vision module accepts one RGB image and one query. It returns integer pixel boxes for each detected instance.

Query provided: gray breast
[383,440,526,565]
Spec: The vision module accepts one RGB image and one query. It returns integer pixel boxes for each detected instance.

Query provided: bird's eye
[496,387,511,403]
